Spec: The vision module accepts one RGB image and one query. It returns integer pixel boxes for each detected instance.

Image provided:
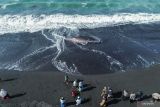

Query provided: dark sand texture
[0,65,160,107]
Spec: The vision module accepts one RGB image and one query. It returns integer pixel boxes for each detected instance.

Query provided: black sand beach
[0,65,160,107]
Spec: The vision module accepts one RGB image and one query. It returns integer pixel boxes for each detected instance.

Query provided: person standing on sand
[78,81,83,92]
[0,89,10,100]
[60,97,66,107]
[76,96,82,106]
[100,95,107,107]
[107,87,113,98]
[101,86,107,97]
[64,75,69,85]
[71,87,79,98]
[73,80,78,87]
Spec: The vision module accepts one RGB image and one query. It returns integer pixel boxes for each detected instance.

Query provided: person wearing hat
[76,96,82,106]
[0,89,10,99]
[60,97,66,107]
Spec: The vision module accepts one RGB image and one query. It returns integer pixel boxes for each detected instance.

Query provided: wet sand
[0,65,160,107]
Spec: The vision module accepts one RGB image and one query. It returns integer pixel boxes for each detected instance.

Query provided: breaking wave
[1,13,160,34]
[0,13,160,74]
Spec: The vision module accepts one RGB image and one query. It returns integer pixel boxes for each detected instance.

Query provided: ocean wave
[0,1,160,9]
[0,13,160,34]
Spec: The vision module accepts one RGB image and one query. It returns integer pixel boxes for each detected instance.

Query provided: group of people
[60,75,84,107]
[62,75,160,107]
[122,90,143,103]
[99,86,160,107]
[1,75,160,107]
[99,86,144,107]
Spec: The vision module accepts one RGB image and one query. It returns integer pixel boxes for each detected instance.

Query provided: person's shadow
[66,101,75,106]
[108,98,121,106]
[2,78,18,82]
[10,92,26,99]
[66,98,91,106]
[107,91,122,106]
[81,98,91,104]
[83,84,96,92]
[112,91,122,98]
[139,95,152,101]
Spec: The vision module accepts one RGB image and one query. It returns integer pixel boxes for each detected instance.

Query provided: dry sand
[0,65,160,107]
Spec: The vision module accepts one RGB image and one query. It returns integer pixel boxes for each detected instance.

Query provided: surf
[1,13,160,35]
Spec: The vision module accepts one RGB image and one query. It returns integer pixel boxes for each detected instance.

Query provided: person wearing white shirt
[73,80,78,87]
[130,93,136,103]
[122,89,129,100]
[76,96,82,106]
[78,81,83,92]
[0,89,10,99]
[60,97,66,107]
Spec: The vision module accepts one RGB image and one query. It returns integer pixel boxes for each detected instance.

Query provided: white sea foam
[0,3,17,9]
[0,13,160,34]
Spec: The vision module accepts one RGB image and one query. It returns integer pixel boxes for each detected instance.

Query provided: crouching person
[122,89,129,101]
[152,93,160,102]
[0,89,10,100]
[130,92,136,103]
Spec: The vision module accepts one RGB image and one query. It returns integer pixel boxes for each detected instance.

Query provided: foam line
[0,13,160,34]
